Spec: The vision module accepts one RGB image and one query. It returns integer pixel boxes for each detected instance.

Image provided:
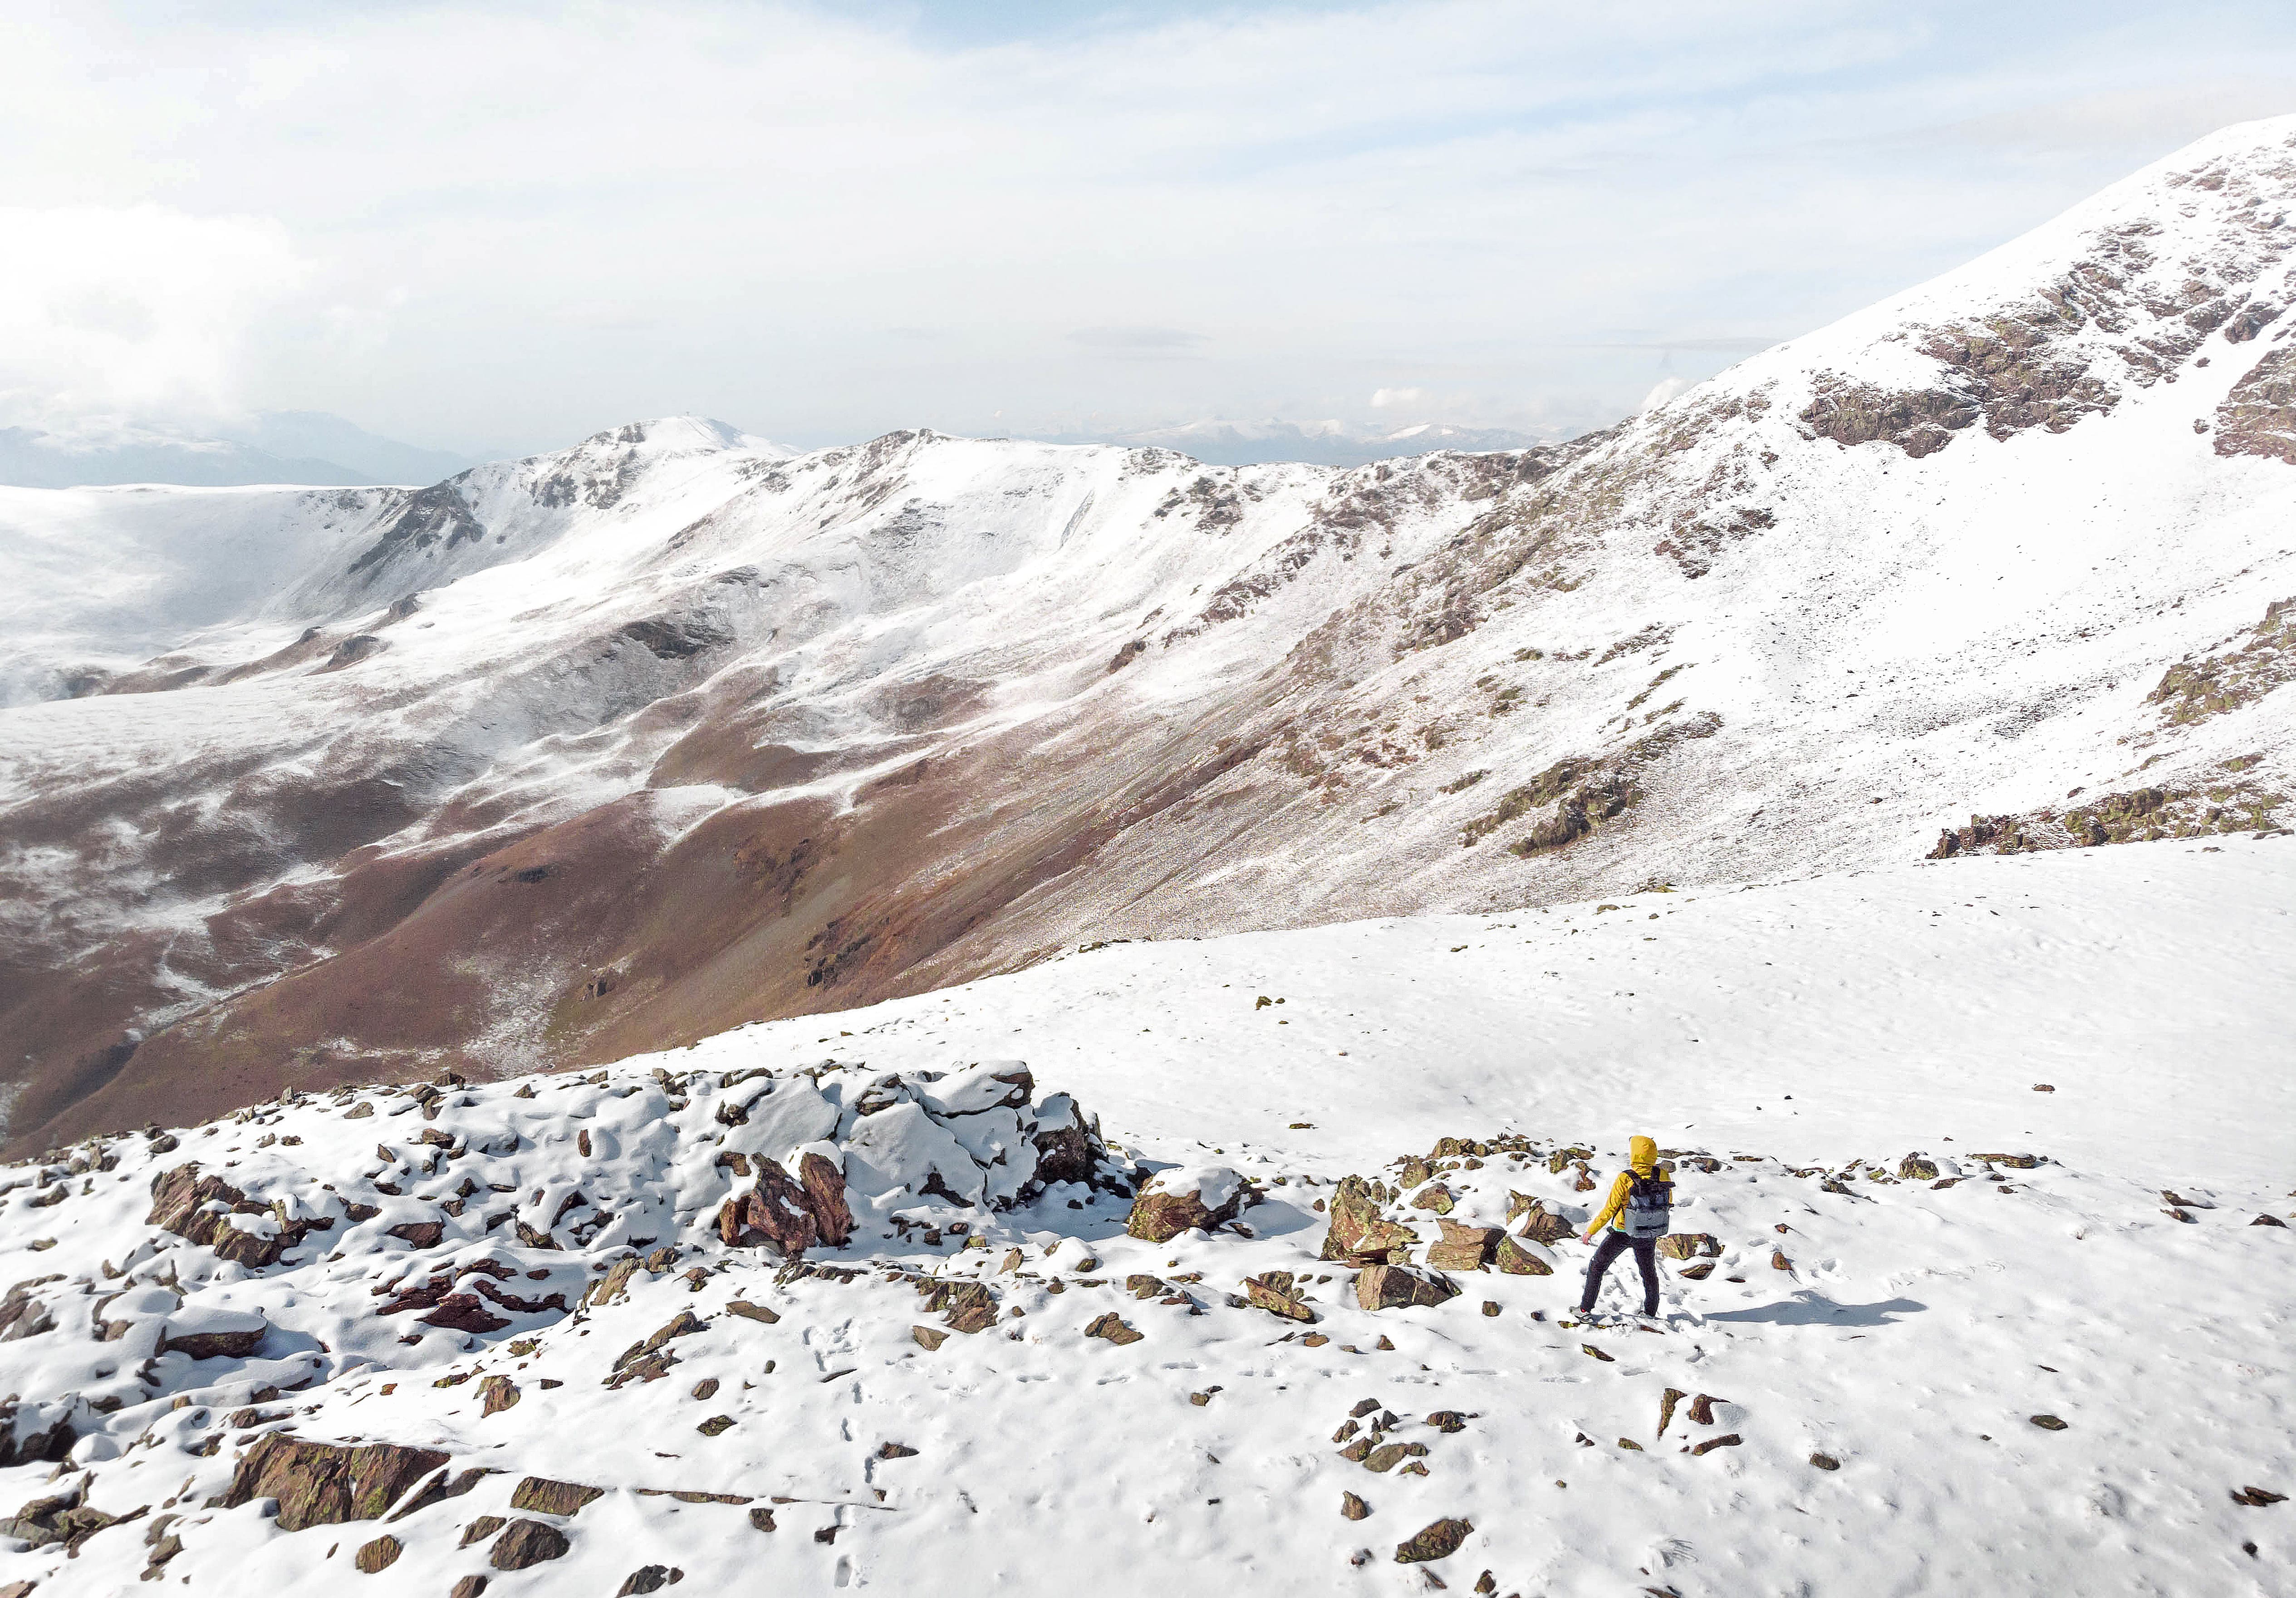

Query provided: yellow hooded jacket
[1584,1135,1668,1238]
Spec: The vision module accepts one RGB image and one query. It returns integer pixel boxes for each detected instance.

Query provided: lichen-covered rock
[1126,1165,1251,1243]
[1492,1236,1552,1276]
[1657,1232,1720,1259]
[1395,1517,1473,1564]
[1427,1221,1498,1272]
[1899,1155,1939,1180]
[1319,1176,1419,1262]
[1341,1491,1370,1519]
[1243,1276,1316,1322]
[509,1476,604,1516]
[223,1435,451,1532]
[478,1376,519,1416]
[1356,1264,1459,1311]
[157,1304,268,1360]
[352,1534,402,1573]
[490,1519,571,1570]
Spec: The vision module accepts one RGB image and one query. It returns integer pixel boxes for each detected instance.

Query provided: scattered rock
[508,1477,604,1516]
[1341,1492,1370,1520]
[352,1535,402,1573]
[878,1442,919,1460]
[1127,1165,1252,1243]
[489,1519,571,1571]
[1243,1276,1317,1322]
[1394,1517,1473,1564]
[717,1159,824,1257]
[1357,1264,1458,1311]
[1657,1233,1719,1259]
[1677,1261,1716,1280]
[450,1579,487,1598]
[1085,1312,1143,1346]
[1582,1344,1614,1362]
[1690,1433,1742,1455]
[2232,1486,2287,1506]
[1810,1453,1841,1471]
[2030,1415,2069,1431]
[618,1568,684,1595]
[1425,1411,1467,1433]
[1364,1442,1430,1472]
[460,1516,507,1548]
[1685,1394,1726,1426]
[726,1298,782,1322]
[1898,1156,1938,1180]
[1320,1176,1419,1261]
[159,1305,269,1359]
[1427,1221,1499,1272]
[387,1221,446,1249]
[697,1416,735,1436]
[748,1507,777,1533]
[1410,1183,1457,1215]
[2254,1215,2288,1228]
[1492,1236,1552,1276]
[1658,1388,1685,1438]
[912,1326,948,1351]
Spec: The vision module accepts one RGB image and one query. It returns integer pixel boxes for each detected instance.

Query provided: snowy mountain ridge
[2,120,2295,1159]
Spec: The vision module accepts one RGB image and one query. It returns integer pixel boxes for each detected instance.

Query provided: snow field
[0,836,2287,1595]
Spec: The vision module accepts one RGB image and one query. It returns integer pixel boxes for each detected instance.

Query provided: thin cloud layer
[3,1,2290,453]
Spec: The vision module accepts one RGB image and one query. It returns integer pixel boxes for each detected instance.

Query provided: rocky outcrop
[2216,347,2296,464]
[147,1164,329,1269]
[222,1435,452,1532]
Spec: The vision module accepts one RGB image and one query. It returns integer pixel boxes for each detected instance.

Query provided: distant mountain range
[3,120,2295,1157]
[0,413,483,489]
[1035,416,1563,466]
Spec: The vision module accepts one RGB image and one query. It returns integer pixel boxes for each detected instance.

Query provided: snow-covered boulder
[1125,1163,1256,1243]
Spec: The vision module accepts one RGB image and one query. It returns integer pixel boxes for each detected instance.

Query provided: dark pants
[1578,1230,1659,1315]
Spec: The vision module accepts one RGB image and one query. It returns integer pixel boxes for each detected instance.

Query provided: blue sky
[3,1,2291,454]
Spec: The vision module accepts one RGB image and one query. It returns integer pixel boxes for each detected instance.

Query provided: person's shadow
[1701,1292,1925,1327]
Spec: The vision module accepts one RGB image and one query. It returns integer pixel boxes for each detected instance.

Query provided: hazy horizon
[5,0,2292,461]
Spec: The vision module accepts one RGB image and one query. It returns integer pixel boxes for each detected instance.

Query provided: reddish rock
[717,1160,818,1257]
[147,1164,316,1269]
[387,1220,445,1249]
[796,1152,853,1247]
[1243,1277,1316,1322]
[1085,1312,1143,1345]
[478,1376,520,1416]
[420,1294,512,1334]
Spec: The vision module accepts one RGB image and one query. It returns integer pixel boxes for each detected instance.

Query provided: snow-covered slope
[0,839,2287,1597]
[6,124,2296,1156]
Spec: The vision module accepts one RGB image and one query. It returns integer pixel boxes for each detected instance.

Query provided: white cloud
[0,206,309,431]
[1640,376,1691,413]
[1,2,2291,452]
[1370,387,1430,409]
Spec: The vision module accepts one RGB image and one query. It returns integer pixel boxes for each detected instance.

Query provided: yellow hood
[1629,1135,1657,1175]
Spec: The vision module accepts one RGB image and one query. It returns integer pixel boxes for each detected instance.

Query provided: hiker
[1576,1134,1673,1320]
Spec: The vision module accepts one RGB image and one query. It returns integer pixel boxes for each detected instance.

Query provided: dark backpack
[1622,1171,1673,1239]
